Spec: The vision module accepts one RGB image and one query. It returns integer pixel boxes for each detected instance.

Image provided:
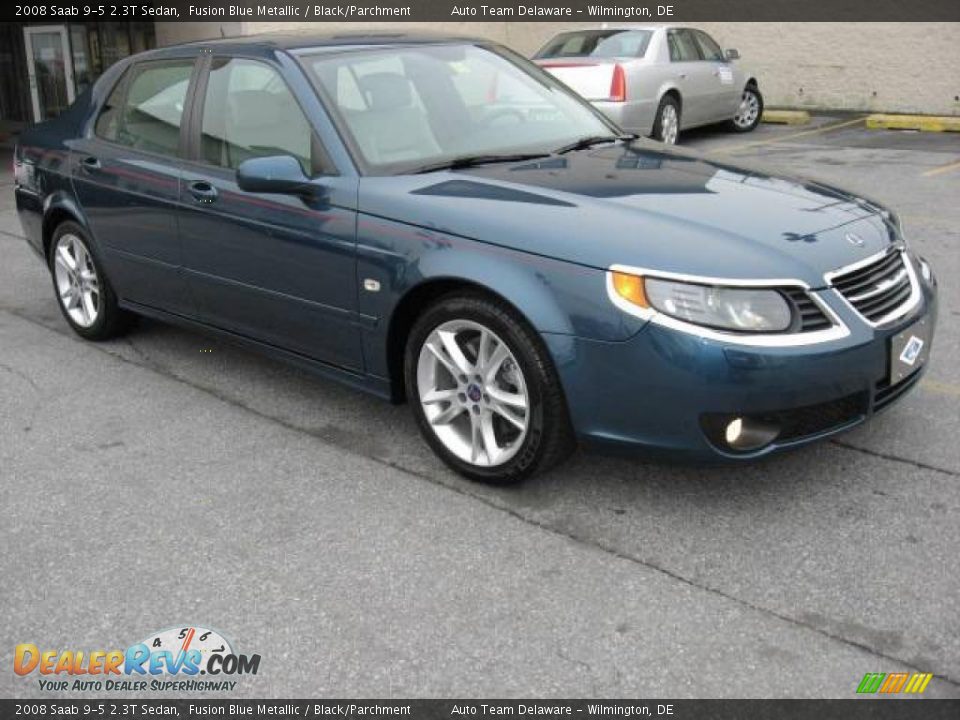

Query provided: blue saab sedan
[14,33,938,483]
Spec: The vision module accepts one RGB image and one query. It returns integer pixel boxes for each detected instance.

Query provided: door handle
[188,180,218,204]
[677,73,687,80]
[80,156,101,172]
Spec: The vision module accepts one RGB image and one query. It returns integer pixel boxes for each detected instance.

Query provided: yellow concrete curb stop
[761,110,811,125]
[866,114,960,132]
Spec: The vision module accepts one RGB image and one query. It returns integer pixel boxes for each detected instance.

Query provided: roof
[172,30,488,52]
[89,30,498,81]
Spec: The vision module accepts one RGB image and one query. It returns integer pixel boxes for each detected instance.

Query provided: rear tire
[652,95,681,145]
[48,221,134,341]
[728,84,763,133]
[404,292,574,484]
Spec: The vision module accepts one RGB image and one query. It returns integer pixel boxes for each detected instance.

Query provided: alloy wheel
[660,104,679,144]
[53,233,100,328]
[734,89,761,129]
[416,319,529,467]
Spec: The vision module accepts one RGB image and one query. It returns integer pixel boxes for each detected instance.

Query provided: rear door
[177,54,362,370]
[666,29,714,126]
[71,56,199,314]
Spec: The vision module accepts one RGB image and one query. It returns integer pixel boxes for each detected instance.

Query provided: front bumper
[546,261,939,462]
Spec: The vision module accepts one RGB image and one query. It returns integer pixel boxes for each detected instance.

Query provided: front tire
[729,84,763,133]
[48,221,133,341]
[652,95,681,145]
[404,293,574,484]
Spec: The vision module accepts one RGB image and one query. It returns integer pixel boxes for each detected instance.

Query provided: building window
[0,21,158,124]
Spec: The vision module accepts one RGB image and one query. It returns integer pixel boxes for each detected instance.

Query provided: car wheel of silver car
[729,84,764,133]
[49,221,133,341]
[405,293,574,483]
[652,96,681,145]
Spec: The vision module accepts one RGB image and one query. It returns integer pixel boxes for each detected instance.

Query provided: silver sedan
[533,26,763,144]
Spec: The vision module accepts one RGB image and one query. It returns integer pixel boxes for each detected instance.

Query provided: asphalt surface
[1,116,958,699]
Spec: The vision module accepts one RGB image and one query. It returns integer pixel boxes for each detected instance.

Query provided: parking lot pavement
[1,119,959,699]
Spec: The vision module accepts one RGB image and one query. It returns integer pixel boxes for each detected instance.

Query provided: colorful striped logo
[857,672,933,694]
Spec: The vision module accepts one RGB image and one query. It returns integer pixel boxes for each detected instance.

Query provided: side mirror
[724,48,740,61]
[236,155,310,194]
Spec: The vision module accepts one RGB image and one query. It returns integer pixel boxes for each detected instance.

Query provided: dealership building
[1,20,957,130]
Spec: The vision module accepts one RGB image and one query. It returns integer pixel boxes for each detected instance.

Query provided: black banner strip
[3,700,960,720]
[5,0,960,23]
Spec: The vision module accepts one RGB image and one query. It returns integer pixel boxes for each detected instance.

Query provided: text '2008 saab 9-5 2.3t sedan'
[14,33,937,483]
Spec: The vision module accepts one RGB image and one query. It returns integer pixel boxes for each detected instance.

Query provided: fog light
[919,258,932,283]
[702,413,781,453]
[728,417,779,451]
[725,418,744,445]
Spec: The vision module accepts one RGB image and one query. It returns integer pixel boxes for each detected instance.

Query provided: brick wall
[156,21,960,116]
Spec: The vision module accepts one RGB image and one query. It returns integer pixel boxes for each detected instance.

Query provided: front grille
[782,288,832,332]
[830,250,914,324]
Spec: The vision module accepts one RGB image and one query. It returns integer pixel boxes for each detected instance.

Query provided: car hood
[358,142,900,288]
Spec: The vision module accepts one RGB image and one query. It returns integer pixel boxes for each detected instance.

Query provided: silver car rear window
[535,30,653,60]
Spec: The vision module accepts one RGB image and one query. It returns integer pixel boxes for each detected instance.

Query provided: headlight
[612,272,793,333]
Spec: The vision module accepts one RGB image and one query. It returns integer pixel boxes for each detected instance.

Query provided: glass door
[23,25,75,122]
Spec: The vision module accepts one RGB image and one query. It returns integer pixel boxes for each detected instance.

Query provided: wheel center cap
[466,384,483,403]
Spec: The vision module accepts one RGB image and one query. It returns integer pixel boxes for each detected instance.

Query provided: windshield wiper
[410,153,552,174]
[553,134,637,155]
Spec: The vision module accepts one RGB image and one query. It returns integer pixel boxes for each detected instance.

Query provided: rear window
[535,30,652,60]
[95,60,193,155]
[668,30,702,62]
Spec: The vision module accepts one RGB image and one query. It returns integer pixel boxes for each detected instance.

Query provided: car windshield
[302,43,616,174]
[535,30,653,60]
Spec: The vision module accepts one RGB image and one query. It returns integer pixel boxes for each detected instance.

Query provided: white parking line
[922,159,960,177]
[712,116,867,154]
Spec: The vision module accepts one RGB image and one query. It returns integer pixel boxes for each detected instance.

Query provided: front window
[200,57,314,174]
[534,30,653,60]
[693,31,724,62]
[303,44,614,174]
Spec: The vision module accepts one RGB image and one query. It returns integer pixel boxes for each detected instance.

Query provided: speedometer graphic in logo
[138,626,233,670]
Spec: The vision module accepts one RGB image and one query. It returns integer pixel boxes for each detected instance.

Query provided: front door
[23,26,75,122]
[179,56,362,371]
[666,28,714,127]
[691,30,741,122]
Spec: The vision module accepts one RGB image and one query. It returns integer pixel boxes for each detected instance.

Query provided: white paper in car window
[717,66,734,85]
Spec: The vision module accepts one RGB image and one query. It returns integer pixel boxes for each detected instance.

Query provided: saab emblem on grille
[846,232,866,247]
[874,275,899,293]
[900,336,924,365]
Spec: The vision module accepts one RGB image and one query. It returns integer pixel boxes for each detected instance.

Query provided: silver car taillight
[610,64,626,102]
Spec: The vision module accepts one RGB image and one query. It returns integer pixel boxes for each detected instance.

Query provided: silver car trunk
[534,58,620,101]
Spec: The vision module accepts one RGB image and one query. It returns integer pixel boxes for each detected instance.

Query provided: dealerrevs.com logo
[14,626,261,692]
